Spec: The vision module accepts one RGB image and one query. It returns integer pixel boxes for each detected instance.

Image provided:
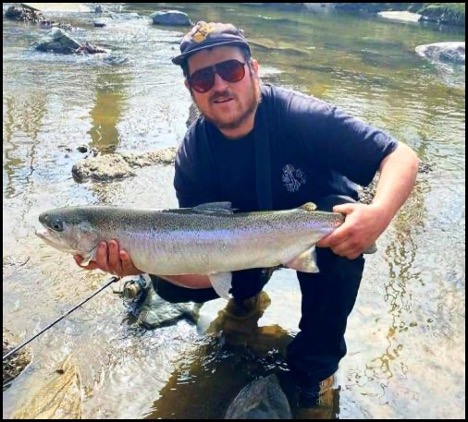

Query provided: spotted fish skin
[36,202,345,297]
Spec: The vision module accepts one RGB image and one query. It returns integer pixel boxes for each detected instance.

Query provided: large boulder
[5,5,43,22]
[149,10,192,26]
[71,148,177,183]
[416,42,465,65]
[377,11,422,22]
[35,28,108,54]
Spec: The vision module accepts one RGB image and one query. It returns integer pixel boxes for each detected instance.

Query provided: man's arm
[317,142,419,259]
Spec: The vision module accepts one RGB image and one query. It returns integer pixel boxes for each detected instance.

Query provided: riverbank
[333,3,465,27]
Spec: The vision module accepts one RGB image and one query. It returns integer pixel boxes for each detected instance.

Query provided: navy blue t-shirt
[174,84,398,212]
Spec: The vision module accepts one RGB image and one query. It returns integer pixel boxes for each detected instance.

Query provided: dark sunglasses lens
[217,60,245,82]
[190,68,215,93]
[189,60,246,93]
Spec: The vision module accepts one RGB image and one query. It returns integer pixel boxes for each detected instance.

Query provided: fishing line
[3,276,120,362]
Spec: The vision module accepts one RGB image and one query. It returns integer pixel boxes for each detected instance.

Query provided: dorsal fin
[299,202,317,212]
[193,202,235,215]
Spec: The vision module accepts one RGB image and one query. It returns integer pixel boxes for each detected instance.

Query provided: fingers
[317,225,348,249]
[329,238,363,260]
[120,250,141,276]
[108,240,123,275]
[75,240,141,277]
[95,242,111,273]
[317,227,364,259]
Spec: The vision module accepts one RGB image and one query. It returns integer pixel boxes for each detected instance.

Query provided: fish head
[35,207,100,257]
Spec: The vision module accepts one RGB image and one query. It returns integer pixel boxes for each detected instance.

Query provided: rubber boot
[210,291,271,345]
[294,374,340,419]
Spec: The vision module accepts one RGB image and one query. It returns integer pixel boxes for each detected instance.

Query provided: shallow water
[2,3,465,419]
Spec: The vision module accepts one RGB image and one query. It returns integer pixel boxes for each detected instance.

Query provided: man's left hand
[316,202,391,259]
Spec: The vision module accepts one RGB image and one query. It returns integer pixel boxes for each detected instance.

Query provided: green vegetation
[334,3,465,27]
[415,3,465,26]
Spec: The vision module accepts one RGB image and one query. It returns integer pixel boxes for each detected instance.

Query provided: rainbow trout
[35,202,363,298]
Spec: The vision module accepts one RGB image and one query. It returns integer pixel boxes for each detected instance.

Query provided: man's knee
[150,275,219,303]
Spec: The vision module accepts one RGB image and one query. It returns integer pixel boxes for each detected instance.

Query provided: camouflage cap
[172,21,251,66]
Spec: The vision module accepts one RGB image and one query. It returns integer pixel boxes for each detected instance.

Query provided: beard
[194,77,261,132]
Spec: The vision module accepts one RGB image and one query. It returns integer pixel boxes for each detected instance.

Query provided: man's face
[185,46,260,137]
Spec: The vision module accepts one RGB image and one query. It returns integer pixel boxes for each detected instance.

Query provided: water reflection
[3,95,45,198]
[2,2,465,419]
[88,69,128,154]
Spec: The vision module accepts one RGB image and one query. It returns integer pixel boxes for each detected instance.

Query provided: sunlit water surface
[3,3,464,419]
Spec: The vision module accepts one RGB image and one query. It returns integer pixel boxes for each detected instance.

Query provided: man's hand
[317,203,391,259]
[74,239,143,277]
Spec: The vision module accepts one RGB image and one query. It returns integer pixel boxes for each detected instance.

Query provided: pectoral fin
[78,248,96,267]
[284,247,319,273]
[208,272,232,300]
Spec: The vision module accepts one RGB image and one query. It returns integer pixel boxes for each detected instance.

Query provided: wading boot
[212,291,271,344]
[294,374,340,419]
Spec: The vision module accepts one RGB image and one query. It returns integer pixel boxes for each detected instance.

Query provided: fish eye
[50,219,63,232]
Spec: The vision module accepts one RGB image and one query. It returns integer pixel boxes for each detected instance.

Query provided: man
[76,21,419,417]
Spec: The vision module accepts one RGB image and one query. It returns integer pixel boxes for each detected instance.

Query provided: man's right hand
[74,239,143,277]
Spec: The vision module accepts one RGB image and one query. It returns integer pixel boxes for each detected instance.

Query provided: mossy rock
[3,327,32,391]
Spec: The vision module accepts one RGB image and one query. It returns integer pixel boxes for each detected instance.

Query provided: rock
[71,147,177,183]
[13,355,82,419]
[93,19,106,28]
[149,10,192,26]
[377,11,422,23]
[415,42,465,65]
[35,28,108,54]
[225,374,292,419]
[3,327,32,391]
[72,154,135,182]
[122,276,202,329]
[35,28,82,54]
[5,5,44,22]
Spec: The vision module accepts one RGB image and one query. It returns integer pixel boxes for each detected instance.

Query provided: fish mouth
[34,228,60,246]
[35,225,95,257]
[35,226,50,239]
[35,226,63,248]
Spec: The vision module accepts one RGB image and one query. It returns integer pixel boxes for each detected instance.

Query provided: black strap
[254,103,273,210]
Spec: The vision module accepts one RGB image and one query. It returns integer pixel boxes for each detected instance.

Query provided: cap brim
[172,40,250,65]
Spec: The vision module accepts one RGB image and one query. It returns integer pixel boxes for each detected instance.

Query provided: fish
[35,202,372,299]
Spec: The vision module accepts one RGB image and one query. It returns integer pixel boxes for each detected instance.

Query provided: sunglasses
[187,59,246,93]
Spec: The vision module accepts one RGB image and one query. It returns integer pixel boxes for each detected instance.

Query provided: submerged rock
[122,275,202,329]
[3,327,32,391]
[225,374,292,419]
[35,28,108,54]
[13,355,82,419]
[71,147,177,182]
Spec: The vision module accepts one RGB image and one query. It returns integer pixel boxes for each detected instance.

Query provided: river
[2,3,465,419]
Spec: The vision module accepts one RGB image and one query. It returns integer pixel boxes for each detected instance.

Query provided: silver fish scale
[38,206,344,275]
